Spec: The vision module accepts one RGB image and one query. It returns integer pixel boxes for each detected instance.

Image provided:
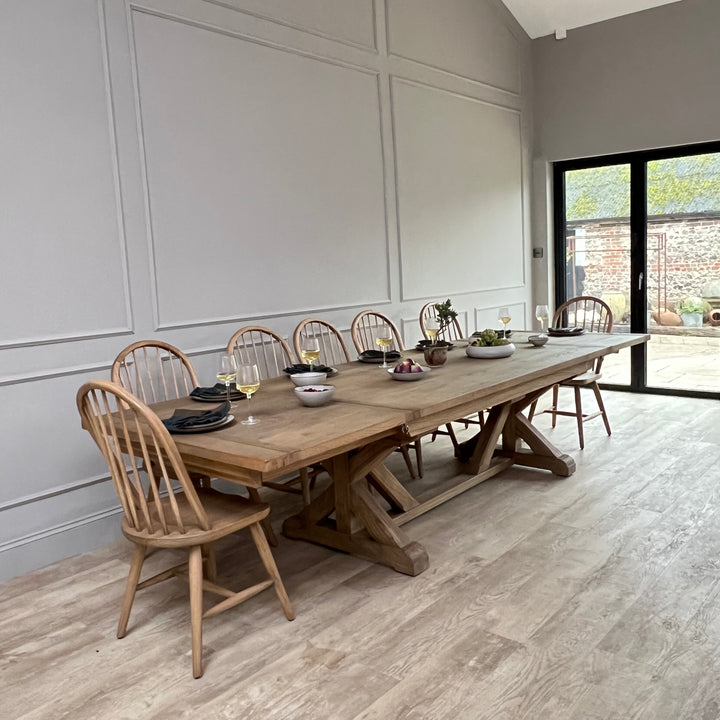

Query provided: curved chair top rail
[553,296,614,334]
[226,325,295,380]
[111,340,199,404]
[350,310,405,354]
[293,318,351,366]
[418,301,465,342]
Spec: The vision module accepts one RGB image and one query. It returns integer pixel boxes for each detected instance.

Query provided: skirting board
[0,507,124,583]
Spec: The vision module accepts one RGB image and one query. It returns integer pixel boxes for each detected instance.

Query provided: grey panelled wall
[0,0,533,581]
[530,0,720,307]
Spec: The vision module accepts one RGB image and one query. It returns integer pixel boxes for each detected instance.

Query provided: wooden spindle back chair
[528,296,614,449]
[227,325,316,504]
[349,310,424,478]
[419,302,478,448]
[226,325,295,380]
[350,310,405,354]
[293,318,351,367]
[419,301,465,342]
[111,341,199,404]
[76,380,294,678]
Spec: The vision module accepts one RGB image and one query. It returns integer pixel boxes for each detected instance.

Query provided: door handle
[638,272,644,290]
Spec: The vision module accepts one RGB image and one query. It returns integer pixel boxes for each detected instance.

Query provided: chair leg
[414,439,423,478]
[247,487,278,546]
[444,424,459,453]
[248,523,295,621]
[551,384,559,428]
[591,382,612,436]
[574,386,585,450]
[117,544,146,639]
[202,544,217,582]
[528,399,538,422]
[399,445,417,479]
[478,411,485,429]
[188,546,204,679]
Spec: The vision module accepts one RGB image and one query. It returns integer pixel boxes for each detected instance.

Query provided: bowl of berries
[294,384,335,406]
[388,358,430,381]
[466,329,515,359]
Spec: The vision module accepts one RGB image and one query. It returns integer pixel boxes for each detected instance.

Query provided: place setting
[189,353,246,402]
[284,335,338,377]
[162,399,234,434]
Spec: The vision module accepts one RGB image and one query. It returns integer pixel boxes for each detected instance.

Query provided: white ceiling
[501,0,684,39]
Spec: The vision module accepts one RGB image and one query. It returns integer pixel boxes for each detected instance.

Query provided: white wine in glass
[498,307,511,336]
[426,316,439,344]
[375,324,393,368]
[217,354,237,405]
[535,304,550,332]
[236,363,260,425]
[300,336,320,370]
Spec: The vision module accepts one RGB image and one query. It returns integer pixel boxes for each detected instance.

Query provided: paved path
[602,331,720,392]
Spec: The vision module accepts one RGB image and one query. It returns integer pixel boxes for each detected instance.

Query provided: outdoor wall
[530,0,720,301]
[569,215,720,321]
[0,0,533,580]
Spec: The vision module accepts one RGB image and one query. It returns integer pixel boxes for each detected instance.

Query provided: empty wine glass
[236,363,260,425]
[216,353,237,405]
[300,336,320,371]
[375,324,393,369]
[498,307,511,337]
[535,304,550,332]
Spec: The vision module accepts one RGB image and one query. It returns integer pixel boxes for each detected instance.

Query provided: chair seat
[560,370,602,386]
[122,489,270,548]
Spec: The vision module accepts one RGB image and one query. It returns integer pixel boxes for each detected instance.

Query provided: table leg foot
[282,514,429,576]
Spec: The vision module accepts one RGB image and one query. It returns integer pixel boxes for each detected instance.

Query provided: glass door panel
[562,164,632,385]
[645,152,720,393]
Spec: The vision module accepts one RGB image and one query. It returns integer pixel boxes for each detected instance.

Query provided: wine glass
[535,304,550,332]
[300,336,320,371]
[216,353,237,405]
[426,316,439,345]
[236,363,260,425]
[375,323,393,369]
[498,307,511,337]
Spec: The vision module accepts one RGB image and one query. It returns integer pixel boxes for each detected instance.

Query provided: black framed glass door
[554,141,720,398]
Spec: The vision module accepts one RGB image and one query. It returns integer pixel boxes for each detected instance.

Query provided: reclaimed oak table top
[150,331,649,574]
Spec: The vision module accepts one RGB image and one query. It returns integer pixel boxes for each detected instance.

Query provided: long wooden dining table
[147,331,648,576]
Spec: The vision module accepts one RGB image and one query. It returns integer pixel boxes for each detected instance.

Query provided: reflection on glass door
[555,142,720,399]
[645,152,720,393]
[561,164,632,385]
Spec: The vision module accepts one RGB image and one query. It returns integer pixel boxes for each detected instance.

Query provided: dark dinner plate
[169,415,235,434]
[283,364,337,376]
[190,384,245,402]
[548,326,585,337]
[358,350,401,364]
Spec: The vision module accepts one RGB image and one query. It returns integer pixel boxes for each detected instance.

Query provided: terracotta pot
[423,346,448,366]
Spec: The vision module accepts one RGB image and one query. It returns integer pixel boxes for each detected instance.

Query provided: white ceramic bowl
[528,334,549,347]
[290,371,328,387]
[387,365,430,381]
[465,342,515,359]
[294,384,335,406]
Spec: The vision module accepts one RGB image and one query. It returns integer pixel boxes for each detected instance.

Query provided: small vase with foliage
[675,296,707,327]
[432,299,458,346]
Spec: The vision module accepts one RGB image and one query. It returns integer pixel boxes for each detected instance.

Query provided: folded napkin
[190,383,245,401]
[358,350,401,361]
[283,363,334,375]
[162,400,230,432]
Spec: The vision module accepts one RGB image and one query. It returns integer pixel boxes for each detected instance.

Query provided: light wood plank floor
[2,391,720,719]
